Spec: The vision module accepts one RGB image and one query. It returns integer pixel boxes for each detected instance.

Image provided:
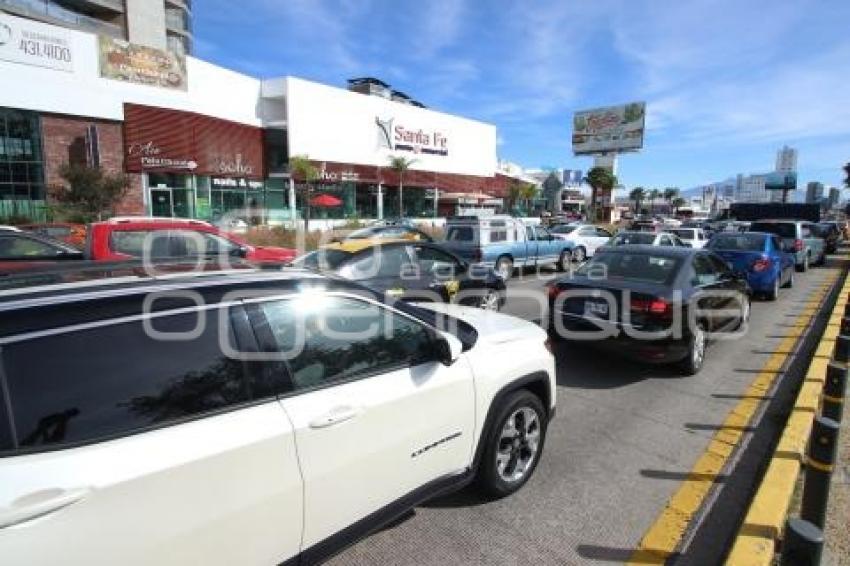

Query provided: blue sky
[195,0,850,193]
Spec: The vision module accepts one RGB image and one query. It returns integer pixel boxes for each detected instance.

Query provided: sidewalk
[825,396,849,565]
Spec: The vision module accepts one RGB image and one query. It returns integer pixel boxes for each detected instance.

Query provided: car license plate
[584,300,609,318]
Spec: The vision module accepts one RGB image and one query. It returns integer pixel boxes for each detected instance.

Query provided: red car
[85,217,297,263]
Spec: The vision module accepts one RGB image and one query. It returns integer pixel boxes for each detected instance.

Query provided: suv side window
[0,235,59,258]
[771,236,783,251]
[258,296,435,391]
[801,224,812,238]
[2,310,255,451]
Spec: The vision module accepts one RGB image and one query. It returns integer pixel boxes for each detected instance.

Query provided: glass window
[258,296,435,390]
[0,234,60,258]
[692,255,719,285]
[173,230,239,256]
[610,232,655,246]
[595,228,612,237]
[413,245,461,278]
[0,108,44,206]
[445,226,474,241]
[2,311,254,450]
[292,249,353,272]
[111,230,166,257]
[551,225,577,234]
[578,227,596,237]
[750,222,796,239]
[577,251,680,284]
[708,233,766,251]
[339,246,413,280]
[534,226,551,239]
[708,254,732,275]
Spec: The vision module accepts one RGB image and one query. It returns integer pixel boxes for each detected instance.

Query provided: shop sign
[215,154,254,176]
[128,141,197,170]
[376,116,449,157]
[320,169,359,182]
[0,14,73,72]
[99,36,187,90]
[212,177,263,190]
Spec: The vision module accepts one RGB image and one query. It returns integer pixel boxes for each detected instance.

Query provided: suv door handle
[309,406,362,429]
[0,487,91,529]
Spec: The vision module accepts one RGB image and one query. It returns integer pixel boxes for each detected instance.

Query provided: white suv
[0,269,555,565]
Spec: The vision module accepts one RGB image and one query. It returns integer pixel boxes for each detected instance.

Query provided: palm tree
[388,155,416,218]
[584,167,618,222]
[671,196,687,214]
[663,187,679,214]
[629,187,646,214]
[289,155,320,231]
[648,188,661,215]
[507,180,524,214]
[843,162,850,189]
[520,182,538,214]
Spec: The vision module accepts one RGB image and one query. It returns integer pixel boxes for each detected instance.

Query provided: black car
[814,222,840,254]
[0,230,84,273]
[292,240,506,310]
[546,245,750,374]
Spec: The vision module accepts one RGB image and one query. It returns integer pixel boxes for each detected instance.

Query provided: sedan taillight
[752,257,771,272]
[631,297,672,316]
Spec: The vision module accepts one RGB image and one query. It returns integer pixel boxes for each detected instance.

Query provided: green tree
[672,196,687,214]
[50,164,129,221]
[388,155,416,218]
[843,162,850,189]
[648,188,661,215]
[663,187,679,212]
[629,187,646,213]
[507,180,538,215]
[289,155,320,232]
[584,167,618,222]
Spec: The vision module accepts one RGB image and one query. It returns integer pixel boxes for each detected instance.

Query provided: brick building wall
[40,114,144,215]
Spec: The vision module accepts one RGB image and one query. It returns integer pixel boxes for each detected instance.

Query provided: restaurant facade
[0,11,511,225]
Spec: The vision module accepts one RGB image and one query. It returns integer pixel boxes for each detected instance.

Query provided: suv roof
[0,265,345,338]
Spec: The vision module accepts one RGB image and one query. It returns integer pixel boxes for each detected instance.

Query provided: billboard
[764,171,797,192]
[0,12,74,72]
[99,36,187,90]
[572,102,646,155]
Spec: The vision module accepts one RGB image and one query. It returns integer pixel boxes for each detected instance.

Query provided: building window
[264,129,288,175]
[0,108,44,203]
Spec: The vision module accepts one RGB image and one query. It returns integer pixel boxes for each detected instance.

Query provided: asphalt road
[330,258,843,565]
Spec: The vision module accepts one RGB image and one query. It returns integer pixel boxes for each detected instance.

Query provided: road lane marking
[627,272,840,564]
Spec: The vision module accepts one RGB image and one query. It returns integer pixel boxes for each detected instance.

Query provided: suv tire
[476,390,547,498]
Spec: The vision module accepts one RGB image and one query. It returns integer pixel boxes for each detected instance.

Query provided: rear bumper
[549,312,690,364]
[747,271,779,292]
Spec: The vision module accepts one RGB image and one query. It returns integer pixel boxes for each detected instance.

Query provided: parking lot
[331,259,843,565]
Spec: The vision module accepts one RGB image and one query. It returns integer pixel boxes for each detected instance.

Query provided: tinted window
[669,229,694,240]
[339,246,413,280]
[534,226,551,239]
[750,222,796,239]
[2,311,254,450]
[445,226,474,241]
[801,224,813,238]
[576,251,680,284]
[610,232,655,246]
[292,249,352,271]
[173,230,239,255]
[258,296,434,390]
[595,228,612,237]
[0,235,59,258]
[111,230,167,257]
[692,255,719,285]
[551,225,577,234]
[708,233,766,251]
[413,245,460,278]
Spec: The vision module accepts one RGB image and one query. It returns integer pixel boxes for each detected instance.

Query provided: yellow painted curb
[626,270,840,566]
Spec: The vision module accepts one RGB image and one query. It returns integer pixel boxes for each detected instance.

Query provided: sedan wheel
[679,325,706,376]
[476,390,547,497]
[478,289,501,311]
[495,256,513,280]
[767,278,779,301]
[573,246,586,263]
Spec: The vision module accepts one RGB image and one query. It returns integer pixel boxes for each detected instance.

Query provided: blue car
[706,231,795,300]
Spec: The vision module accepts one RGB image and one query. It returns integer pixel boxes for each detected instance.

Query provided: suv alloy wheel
[477,390,547,497]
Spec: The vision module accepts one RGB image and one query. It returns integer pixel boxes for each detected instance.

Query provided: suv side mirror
[435,331,463,366]
[231,246,249,258]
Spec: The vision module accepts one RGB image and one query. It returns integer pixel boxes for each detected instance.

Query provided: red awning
[310,193,343,207]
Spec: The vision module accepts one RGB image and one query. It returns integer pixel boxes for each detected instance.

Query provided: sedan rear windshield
[707,233,766,251]
[551,225,577,234]
[750,222,796,238]
[291,249,352,271]
[610,233,655,245]
[576,251,681,284]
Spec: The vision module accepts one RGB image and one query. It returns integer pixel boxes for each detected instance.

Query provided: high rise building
[806,182,825,204]
[0,0,192,54]
[828,187,841,209]
[738,174,768,202]
[775,145,797,173]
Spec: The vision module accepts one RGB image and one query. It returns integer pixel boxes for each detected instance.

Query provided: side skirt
[296,469,473,565]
